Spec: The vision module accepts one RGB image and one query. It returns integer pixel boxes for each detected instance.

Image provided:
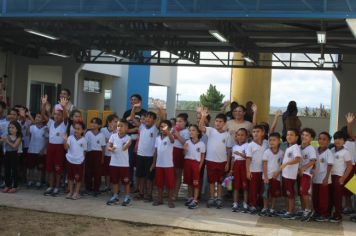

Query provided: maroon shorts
[206,160,226,184]
[67,162,84,181]
[248,172,264,208]
[299,174,312,196]
[101,156,111,176]
[232,160,248,191]
[183,159,200,187]
[343,169,354,197]
[155,167,175,190]
[46,143,65,174]
[269,178,281,198]
[282,177,296,199]
[173,147,185,169]
[110,166,130,185]
[26,153,45,169]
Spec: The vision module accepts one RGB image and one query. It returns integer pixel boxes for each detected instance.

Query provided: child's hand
[264,178,269,184]
[280,163,286,171]
[339,176,345,185]
[150,164,155,172]
[200,107,209,118]
[298,168,304,176]
[59,97,69,108]
[133,102,142,110]
[246,171,251,180]
[229,170,233,176]
[275,110,282,117]
[272,171,279,179]
[346,112,355,124]
[251,104,257,113]
[322,177,328,186]
[225,162,229,172]
[63,134,68,142]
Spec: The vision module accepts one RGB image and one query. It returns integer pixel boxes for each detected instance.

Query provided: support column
[230,53,272,122]
[166,66,178,119]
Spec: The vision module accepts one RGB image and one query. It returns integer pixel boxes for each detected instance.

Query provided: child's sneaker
[122,196,131,206]
[315,216,329,222]
[206,198,216,208]
[343,208,354,215]
[51,188,59,197]
[232,202,239,212]
[259,208,268,216]
[188,200,199,209]
[215,199,223,209]
[350,215,356,222]
[2,187,10,193]
[249,207,258,215]
[27,181,33,188]
[106,196,119,205]
[268,209,276,217]
[329,216,342,223]
[93,191,101,197]
[43,187,53,196]
[281,212,296,220]
[35,182,41,188]
[185,198,194,206]
[301,210,313,222]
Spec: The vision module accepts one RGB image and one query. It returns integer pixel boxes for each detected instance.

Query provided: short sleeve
[205,127,212,138]
[200,142,206,153]
[246,143,253,157]
[262,150,269,161]
[108,134,115,144]
[327,151,334,165]
[309,147,317,160]
[182,129,190,141]
[83,139,88,151]
[154,137,159,148]
[344,150,352,162]
[84,131,90,140]
[225,133,234,148]
[47,119,54,127]
[125,135,131,144]
[67,136,72,147]
[100,134,106,146]
[292,145,302,158]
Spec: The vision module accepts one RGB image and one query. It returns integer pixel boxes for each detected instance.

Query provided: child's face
[34,114,43,124]
[8,111,17,121]
[8,124,17,135]
[235,130,247,144]
[109,118,118,130]
[53,110,63,123]
[145,116,155,127]
[286,131,298,144]
[318,134,330,149]
[176,117,186,129]
[72,112,82,123]
[117,122,128,135]
[74,124,84,137]
[189,126,199,139]
[334,138,345,149]
[214,118,225,130]
[90,121,100,130]
[301,131,313,145]
[252,128,264,141]
[159,123,170,134]
[140,116,146,125]
[269,136,280,148]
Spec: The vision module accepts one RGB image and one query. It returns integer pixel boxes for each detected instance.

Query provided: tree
[199,84,224,111]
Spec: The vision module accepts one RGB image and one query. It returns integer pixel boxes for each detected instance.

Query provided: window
[83,79,101,93]
[104,90,112,99]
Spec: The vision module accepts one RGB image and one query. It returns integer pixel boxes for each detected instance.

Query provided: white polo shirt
[184,139,206,162]
[331,147,352,176]
[109,134,131,167]
[246,140,269,172]
[345,141,356,165]
[85,130,106,152]
[65,135,87,164]
[173,128,190,149]
[155,135,174,168]
[100,127,115,157]
[137,124,159,157]
[282,144,302,180]
[47,119,67,144]
[205,127,233,163]
[300,145,317,176]
[28,125,48,154]
[262,148,284,180]
[313,148,334,184]
[232,143,248,161]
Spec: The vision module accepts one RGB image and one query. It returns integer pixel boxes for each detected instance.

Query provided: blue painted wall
[126,63,150,110]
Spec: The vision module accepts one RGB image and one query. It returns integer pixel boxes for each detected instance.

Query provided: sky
[149,66,333,108]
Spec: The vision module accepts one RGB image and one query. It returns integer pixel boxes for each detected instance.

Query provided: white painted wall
[149,66,173,86]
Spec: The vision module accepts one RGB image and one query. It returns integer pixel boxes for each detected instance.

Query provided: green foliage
[177,100,200,110]
[199,84,224,111]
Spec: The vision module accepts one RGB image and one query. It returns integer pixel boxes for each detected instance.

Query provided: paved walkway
[0,189,355,236]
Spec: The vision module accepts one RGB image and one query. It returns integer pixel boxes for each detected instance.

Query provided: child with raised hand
[63,122,87,200]
[84,118,106,197]
[330,131,353,223]
[261,132,284,216]
[246,125,268,214]
[280,129,302,220]
[230,128,249,213]
[198,107,233,209]
[100,114,119,192]
[67,109,83,136]
[1,121,22,193]
[106,120,132,206]
[26,113,48,189]
[183,124,206,209]
[151,120,176,208]
[313,132,334,222]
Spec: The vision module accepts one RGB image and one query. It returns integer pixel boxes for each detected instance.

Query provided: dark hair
[146,111,157,120]
[170,118,177,123]
[301,127,316,139]
[333,131,347,141]
[286,101,298,115]
[215,113,227,123]
[236,128,248,136]
[105,114,119,127]
[9,108,18,115]
[73,121,86,131]
[259,122,270,134]
[91,117,103,126]
[118,119,129,126]
[189,124,202,139]
[0,101,6,109]
[287,128,300,137]
[236,105,247,112]
[253,125,265,132]
[67,109,83,136]
[230,101,238,111]
[8,121,22,138]
[319,131,331,141]
[269,132,281,140]
[177,113,189,127]
[130,94,142,101]
[62,89,71,97]
[160,120,172,129]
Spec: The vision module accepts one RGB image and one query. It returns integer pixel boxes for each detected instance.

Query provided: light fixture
[317,31,326,44]
[209,30,228,43]
[24,29,59,40]
[106,53,122,59]
[243,56,255,63]
[47,52,69,58]
[318,57,325,66]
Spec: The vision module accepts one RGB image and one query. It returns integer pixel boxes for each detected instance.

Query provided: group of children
[0,93,355,223]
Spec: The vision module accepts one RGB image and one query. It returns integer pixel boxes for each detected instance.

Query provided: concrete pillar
[231,53,272,122]
[166,66,178,119]
[111,65,129,117]
[333,54,356,131]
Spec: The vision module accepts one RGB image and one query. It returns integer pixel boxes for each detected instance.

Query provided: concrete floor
[0,189,355,236]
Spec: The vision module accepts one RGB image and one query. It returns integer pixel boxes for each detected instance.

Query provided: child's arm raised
[40,95,49,123]
[155,100,166,128]
[198,107,208,133]
[252,104,258,125]
[59,97,69,125]
[270,110,281,133]
[346,112,356,140]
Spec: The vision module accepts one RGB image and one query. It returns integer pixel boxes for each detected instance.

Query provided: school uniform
[84,130,106,192]
[155,136,175,190]
[65,135,87,181]
[109,133,131,185]
[299,145,317,196]
[232,143,249,191]
[281,144,302,199]
[262,148,284,198]
[183,140,206,187]
[27,125,48,170]
[173,128,190,169]
[100,127,114,177]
